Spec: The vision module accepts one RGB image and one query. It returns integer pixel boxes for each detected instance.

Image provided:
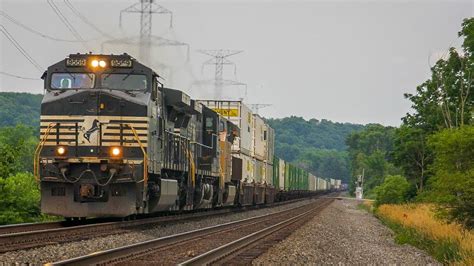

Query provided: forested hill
[267,117,364,160]
[0,92,42,128]
[267,117,366,182]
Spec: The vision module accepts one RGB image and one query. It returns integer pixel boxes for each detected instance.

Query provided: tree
[267,116,365,182]
[0,93,43,128]
[346,124,400,196]
[0,125,38,178]
[393,126,432,192]
[0,172,41,224]
[374,175,411,206]
[403,18,473,131]
[425,126,474,228]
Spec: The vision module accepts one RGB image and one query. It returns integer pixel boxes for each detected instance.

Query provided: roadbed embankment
[254,198,439,265]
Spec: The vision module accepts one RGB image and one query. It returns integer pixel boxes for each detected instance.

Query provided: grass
[376,204,474,265]
[357,200,375,213]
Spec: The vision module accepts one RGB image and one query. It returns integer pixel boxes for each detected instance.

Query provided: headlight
[91,59,99,68]
[111,147,121,157]
[90,59,107,68]
[57,146,67,155]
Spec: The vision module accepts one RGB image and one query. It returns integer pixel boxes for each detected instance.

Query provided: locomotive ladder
[126,124,149,204]
[33,123,57,182]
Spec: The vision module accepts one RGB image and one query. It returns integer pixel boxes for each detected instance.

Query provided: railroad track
[0,197,313,253]
[46,197,334,265]
[0,221,65,235]
[181,198,333,265]
[0,208,237,253]
[0,217,119,235]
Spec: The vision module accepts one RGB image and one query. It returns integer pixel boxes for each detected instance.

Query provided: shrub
[374,175,410,206]
[425,126,474,229]
[0,172,41,224]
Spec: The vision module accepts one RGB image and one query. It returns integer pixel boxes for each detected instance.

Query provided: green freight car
[283,162,309,191]
[273,156,280,189]
[273,156,337,192]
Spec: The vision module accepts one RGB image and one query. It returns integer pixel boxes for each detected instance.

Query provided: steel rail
[46,200,320,265]
[0,221,64,235]
[0,196,316,253]
[0,207,236,253]
[179,199,332,265]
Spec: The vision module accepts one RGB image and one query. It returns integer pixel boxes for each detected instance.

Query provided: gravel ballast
[0,199,317,264]
[254,198,439,265]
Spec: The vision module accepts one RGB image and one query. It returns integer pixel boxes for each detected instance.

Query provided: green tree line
[0,93,42,128]
[347,18,474,229]
[267,117,365,182]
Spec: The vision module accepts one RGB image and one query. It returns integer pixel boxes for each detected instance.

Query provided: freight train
[35,53,341,219]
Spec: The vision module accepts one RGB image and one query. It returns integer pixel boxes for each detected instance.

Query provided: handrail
[127,124,149,202]
[33,123,56,182]
[187,148,196,188]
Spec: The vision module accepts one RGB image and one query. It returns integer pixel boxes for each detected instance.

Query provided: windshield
[101,74,148,91]
[51,73,95,89]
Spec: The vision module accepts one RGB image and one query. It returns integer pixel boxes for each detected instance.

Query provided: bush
[0,172,41,224]
[0,125,38,178]
[425,126,474,229]
[374,175,410,206]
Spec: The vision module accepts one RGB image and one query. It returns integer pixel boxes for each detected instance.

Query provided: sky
[1,0,473,126]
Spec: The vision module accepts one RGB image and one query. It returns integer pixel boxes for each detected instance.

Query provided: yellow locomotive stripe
[40,129,149,135]
[42,142,148,147]
[40,115,149,121]
[39,115,149,148]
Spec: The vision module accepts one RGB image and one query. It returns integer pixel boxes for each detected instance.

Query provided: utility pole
[102,0,188,70]
[119,0,172,64]
[355,168,364,200]
[249,104,272,115]
[197,49,245,99]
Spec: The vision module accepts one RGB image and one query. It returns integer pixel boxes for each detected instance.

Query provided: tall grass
[377,204,473,265]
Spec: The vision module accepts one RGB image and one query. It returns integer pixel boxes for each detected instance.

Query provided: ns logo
[79,118,101,144]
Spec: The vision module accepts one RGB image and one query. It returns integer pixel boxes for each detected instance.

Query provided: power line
[0,71,41,80]
[0,25,43,72]
[0,11,86,43]
[197,49,245,99]
[47,0,87,49]
[63,0,114,39]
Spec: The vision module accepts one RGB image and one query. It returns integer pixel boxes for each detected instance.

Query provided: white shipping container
[265,162,273,186]
[196,100,254,156]
[321,178,326,190]
[316,177,321,190]
[237,153,255,183]
[278,159,285,190]
[265,125,275,162]
[254,159,265,183]
[309,173,316,191]
[253,115,266,161]
[335,179,341,189]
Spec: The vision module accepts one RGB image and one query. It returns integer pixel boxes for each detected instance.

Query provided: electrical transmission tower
[197,49,246,99]
[250,104,272,115]
[102,0,188,67]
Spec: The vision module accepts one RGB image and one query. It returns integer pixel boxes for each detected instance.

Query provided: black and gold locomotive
[36,53,243,218]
